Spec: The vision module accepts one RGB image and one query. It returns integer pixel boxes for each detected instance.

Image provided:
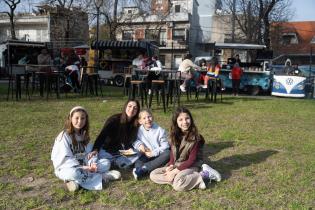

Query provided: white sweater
[133,123,169,157]
[51,131,86,172]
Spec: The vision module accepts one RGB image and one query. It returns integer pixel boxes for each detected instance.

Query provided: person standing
[231,62,243,96]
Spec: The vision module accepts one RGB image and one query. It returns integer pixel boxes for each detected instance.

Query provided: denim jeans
[135,149,170,172]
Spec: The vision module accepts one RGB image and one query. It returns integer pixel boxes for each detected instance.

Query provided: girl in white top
[51,106,120,191]
[132,109,170,180]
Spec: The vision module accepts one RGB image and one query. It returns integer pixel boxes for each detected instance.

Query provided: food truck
[215,43,272,95]
[90,40,159,86]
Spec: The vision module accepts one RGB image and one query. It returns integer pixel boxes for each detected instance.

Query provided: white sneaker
[201,85,208,89]
[180,85,186,92]
[66,181,79,192]
[103,170,121,181]
[201,164,221,182]
[199,181,207,189]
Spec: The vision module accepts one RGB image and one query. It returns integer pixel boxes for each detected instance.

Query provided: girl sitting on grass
[150,106,221,191]
[51,106,121,192]
[132,109,170,180]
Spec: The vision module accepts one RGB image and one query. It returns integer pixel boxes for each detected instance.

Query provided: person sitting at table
[37,49,52,72]
[201,57,221,89]
[178,54,201,92]
[146,56,163,95]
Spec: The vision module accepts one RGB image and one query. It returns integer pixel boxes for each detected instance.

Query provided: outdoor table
[134,68,181,108]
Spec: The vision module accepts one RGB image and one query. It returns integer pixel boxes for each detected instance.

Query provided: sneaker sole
[202,164,222,182]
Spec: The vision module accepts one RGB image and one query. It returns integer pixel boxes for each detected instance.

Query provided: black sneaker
[132,167,146,180]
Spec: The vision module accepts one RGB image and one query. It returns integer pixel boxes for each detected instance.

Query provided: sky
[5,0,315,22]
[291,0,315,21]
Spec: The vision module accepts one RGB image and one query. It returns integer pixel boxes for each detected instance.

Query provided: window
[173,29,185,41]
[175,5,181,13]
[128,10,132,14]
[159,55,165,66]
[122,30,133,40]
[174,55,182,68]
[281,33,298,45]
[145,29,158,40]
[159,30,166,46]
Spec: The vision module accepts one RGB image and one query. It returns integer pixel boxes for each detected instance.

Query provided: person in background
[231,62,243,96]
[146,56,163,94]
[202,57,221,89]
[150,107,221,191]
[51,106,121,192]
[37,49,52,72]
[132,109,170,180]
[178,54,201,92]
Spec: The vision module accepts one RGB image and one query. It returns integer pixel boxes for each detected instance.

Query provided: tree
[220,0,293,48]
[1,0,21,40]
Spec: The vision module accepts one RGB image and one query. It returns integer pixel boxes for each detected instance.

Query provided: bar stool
[46,72,62,99]
[123,67,133,96]
[129,80,147,107]
[206,78,223,102]
[7,65,30,100]
[81,73,103,96]
[149,80,166,113]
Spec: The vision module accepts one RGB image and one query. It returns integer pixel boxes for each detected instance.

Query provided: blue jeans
[135,149,170,172]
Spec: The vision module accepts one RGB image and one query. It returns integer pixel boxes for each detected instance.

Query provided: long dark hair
[118,99,140,145]
[170,106,200,146]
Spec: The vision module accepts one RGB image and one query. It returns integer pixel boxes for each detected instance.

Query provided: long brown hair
[170,106,200,146]
[64,107,90,147]
[118,99,140,146]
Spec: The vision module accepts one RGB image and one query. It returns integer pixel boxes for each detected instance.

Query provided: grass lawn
[0,85,314,209]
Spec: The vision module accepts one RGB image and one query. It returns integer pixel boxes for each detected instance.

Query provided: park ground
[0,86,314,209]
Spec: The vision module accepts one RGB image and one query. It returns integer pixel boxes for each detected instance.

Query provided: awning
[91,40,148,49]
[215,43,266,50]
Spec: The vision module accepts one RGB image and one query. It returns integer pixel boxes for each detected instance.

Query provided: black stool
[149,80,166,113]
[129,80,147,108]
[81,73,103,96]
[206,78,223,102]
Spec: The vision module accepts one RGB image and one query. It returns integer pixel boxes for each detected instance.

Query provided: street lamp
[95,0,103,70]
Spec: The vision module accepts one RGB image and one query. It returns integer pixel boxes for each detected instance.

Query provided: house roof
[272,21,315,54]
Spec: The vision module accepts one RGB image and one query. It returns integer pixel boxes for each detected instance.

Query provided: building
[271,21,315,56]
[117,0,223,68]
[0,5,89,49]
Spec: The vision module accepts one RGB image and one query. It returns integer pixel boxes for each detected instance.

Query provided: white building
[117,0,225,68]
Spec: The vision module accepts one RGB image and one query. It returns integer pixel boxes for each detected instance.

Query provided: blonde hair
[138,108,153,120]
[64,106,90,147]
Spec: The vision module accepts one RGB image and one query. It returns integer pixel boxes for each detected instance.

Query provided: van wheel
[114,75,124,87]
[249,86,260,96]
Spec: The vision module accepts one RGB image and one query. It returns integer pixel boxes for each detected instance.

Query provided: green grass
[0,84,314,209]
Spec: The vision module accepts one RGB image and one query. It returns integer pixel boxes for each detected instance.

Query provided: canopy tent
[91,40,151,50]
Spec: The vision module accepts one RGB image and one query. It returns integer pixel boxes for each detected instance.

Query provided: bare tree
[1,0,21,40]
[221,0,292,48]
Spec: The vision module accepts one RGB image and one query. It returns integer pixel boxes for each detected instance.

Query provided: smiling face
[176,112,191,132]
[139,111,153,130]
[125,101,139,119]
[71,111,86,133]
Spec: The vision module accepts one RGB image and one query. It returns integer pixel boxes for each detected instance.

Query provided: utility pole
[231,0,236,43]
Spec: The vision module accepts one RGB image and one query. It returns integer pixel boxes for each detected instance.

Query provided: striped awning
[91,40,148,49]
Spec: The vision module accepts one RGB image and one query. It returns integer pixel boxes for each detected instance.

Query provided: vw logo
[286,78,293,85]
